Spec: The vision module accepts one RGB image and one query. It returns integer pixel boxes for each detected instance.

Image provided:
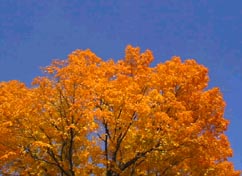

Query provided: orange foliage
[0,45,240,175]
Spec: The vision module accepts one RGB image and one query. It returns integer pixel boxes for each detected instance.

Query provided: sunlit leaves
[0,46,240,175]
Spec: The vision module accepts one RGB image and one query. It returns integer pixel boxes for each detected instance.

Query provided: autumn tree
[0,45,240,175]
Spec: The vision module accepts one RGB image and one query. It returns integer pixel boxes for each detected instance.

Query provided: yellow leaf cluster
[0,45,240,175]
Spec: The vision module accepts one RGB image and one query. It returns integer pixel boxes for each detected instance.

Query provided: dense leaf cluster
[0,46,240,175]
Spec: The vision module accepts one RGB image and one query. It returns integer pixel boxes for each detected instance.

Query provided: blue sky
[0,0,241,170]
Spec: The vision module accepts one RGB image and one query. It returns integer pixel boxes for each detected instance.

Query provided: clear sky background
[0,0,241,171]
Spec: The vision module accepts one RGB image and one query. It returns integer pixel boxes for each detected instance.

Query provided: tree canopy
[0,45,240,175]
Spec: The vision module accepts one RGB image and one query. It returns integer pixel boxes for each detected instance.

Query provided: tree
[0,45,240,175]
